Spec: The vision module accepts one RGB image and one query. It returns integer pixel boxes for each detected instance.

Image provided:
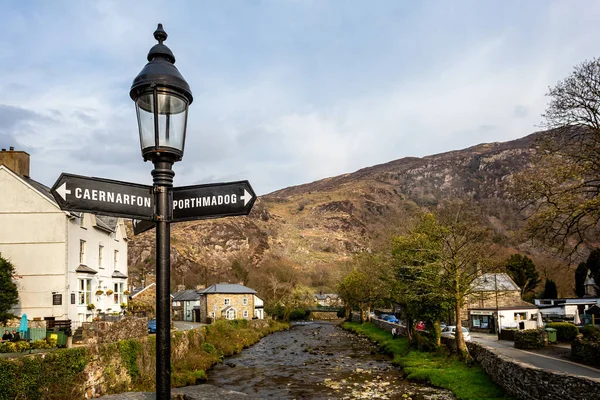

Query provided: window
[114,283,123,303]
[98,245,104,268]
[226,309,236,320]
[78,278,92,305]
[471,315,490,329]
[243,310,248,318]
[79,215,85,228]
[242,297,248,306]
[114,250,119,270]
[224,298,230,306]
[79,240,86,264]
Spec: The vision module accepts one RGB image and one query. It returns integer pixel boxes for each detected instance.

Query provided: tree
[337,254,391,323]
[542,279,558,299]
[575,262,588,298]
[0,253,19,323]
[391,201,495,361]
[512,58,600,256]
[504,254,541,297]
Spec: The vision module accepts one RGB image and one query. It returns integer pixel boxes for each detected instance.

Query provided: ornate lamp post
[130,23,193,399]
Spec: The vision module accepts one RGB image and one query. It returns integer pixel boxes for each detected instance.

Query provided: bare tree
[512,58,600,256]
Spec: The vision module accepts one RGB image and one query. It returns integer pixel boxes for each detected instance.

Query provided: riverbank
[342,322,513,400]
[0,319,289,399]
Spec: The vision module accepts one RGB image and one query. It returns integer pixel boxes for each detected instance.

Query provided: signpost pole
[152,158,175,399]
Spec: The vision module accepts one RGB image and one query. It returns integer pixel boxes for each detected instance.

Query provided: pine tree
[575,262,588,298]
[542,279,558,299]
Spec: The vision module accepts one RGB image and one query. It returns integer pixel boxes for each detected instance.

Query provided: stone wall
[467,341,600,400]
[1,318,47,329]
[81,316,148,345]
[310,311,342,321]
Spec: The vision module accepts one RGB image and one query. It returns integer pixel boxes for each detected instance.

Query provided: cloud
[1,1,600,196]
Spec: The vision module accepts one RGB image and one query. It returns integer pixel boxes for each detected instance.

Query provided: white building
[0,149,128,324]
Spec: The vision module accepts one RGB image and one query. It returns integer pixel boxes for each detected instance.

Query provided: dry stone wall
[81,317,148,345]
[467,341,600,400]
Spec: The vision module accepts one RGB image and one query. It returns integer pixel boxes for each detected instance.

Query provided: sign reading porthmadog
[51,173,154,220]
[172,180,256,222]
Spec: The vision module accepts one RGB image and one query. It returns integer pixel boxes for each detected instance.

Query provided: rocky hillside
[127,130,576,296]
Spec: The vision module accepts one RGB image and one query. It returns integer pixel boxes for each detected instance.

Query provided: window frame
[98,245,104,269]
[78,278,92,305]
[79,240,86,264]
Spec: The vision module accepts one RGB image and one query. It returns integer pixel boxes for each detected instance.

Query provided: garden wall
[80,317,148,345]
[467,341,600,400]
[0,319,288,399]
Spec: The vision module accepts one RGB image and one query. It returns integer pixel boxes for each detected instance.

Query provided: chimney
[0,148,30,178]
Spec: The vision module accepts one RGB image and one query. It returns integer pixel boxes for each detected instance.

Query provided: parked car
[441,326,471,341]
[382,315,399,323]
[148,319,157,334]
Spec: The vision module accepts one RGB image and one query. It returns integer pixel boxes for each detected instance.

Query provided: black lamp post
[130,23,193,399]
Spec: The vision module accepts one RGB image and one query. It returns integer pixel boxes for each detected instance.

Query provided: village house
[465,273,538,333]
[0,149,128,326]
[197,283,264,323]
[315,293,343,307]
[172,288,202,322]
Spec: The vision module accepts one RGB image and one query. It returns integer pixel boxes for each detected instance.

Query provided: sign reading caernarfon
[51,173,154,220]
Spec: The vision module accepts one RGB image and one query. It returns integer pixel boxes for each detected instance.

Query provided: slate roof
[112,270,128,279]
[172,289,201,302]
[472,273,520,292]
[22,176,55,203]
[76,265,98,274]
[95,216,119,232]
[199,283,257,295]
[315,293,340,301]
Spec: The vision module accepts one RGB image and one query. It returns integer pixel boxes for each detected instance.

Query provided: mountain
[127,130,576,297]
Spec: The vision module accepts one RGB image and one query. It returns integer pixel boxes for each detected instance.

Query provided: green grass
[342,322,513,400]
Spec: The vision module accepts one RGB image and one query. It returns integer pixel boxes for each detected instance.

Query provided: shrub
[514,329,545,349]
[289,308,309,321]
[571,337,600,367]
[579,324,600,341]
[546,322,579,342]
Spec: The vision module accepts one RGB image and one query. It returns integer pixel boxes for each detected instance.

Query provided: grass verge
[342,322,513,400]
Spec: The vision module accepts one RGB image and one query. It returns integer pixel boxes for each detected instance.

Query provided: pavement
[470,332,600,380]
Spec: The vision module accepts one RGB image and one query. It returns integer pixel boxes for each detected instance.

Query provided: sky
[1,1,600,195]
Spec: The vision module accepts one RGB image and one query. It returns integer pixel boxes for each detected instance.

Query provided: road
[471,333,600,380]
[172,321,205,331]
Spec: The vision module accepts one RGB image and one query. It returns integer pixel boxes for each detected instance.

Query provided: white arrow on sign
[240,189,253,206]
[55,182,72,201]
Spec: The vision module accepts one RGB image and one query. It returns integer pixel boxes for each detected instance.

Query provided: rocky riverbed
[203,321,455,399]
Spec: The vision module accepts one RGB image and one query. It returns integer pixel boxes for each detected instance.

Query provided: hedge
[545,322,579,342]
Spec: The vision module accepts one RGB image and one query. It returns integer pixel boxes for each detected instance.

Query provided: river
[204,321,455,399]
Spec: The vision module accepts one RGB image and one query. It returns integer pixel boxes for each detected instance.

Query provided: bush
[571,337,600,367]
[579,324,600,341]
[514,329,545,349]
[546,322,579,342]
[289,308,309,321]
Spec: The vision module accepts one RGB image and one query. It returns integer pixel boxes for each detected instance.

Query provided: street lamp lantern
[130,23,193,162]
[130,23,193,399]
